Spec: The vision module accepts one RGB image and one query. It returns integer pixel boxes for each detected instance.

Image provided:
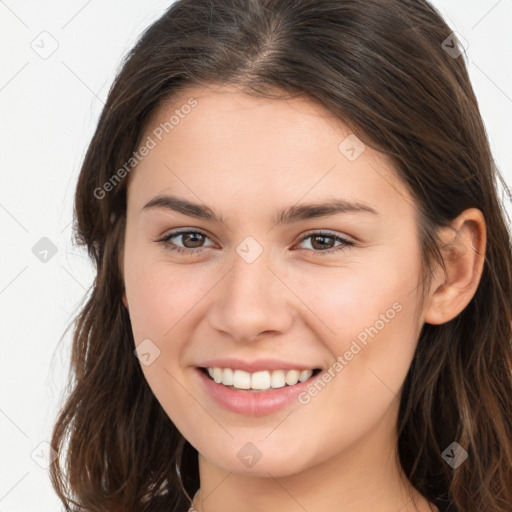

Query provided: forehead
[149,83,345,128]
[126,84,412,217]
[137,84,347,168]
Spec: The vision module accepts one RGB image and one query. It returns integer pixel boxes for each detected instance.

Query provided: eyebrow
[142,194,379,224]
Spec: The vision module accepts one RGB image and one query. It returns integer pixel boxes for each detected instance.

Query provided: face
[122,84,427,478]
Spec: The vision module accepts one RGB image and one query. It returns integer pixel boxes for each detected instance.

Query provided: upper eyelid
[161,228,215,244]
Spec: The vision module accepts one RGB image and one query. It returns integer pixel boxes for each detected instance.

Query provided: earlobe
[423,208,486,326]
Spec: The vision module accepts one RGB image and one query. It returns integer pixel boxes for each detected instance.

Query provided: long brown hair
[50,1,512,511]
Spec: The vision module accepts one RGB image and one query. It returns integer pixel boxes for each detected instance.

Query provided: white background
[0,1,511,510]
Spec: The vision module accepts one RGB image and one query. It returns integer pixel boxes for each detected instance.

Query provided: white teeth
[271,370,286,388]
[222,367,234,385]
[205,367,315,391]
[285,369,300,385]
[298,369,311,382]
[213,367,223,384]
[233,369,251,389]
[251,371,271,390]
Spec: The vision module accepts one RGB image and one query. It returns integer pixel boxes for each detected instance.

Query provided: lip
[195,367,321,416]
[198,357,321,373]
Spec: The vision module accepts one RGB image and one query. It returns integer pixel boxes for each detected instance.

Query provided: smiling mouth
[198,367,322,392]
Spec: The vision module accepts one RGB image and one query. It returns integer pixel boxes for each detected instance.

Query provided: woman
[50,1,512,511]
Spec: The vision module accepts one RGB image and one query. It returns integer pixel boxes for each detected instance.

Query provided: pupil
[184,233,203,248]
[313,235,333,250]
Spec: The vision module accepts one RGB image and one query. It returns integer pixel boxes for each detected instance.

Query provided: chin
[203,444,316,479]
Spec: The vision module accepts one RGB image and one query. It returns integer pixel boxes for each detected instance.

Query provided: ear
[423,208,486,325]
[122,292,128,309]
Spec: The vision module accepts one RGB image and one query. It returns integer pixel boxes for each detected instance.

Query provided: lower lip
[195,368,320,416]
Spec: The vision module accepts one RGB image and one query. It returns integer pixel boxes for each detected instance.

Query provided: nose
[207,247,295,343]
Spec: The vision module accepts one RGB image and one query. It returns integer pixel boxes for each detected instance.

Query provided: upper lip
[198,358,321,373]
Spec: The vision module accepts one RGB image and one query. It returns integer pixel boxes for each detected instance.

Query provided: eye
[157,229,215,256]
[294,231,355,255]
[156,229,355,257]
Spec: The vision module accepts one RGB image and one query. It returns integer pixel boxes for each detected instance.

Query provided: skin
[121,84,486,512]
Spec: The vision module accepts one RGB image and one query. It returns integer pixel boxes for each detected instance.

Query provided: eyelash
[157,229,355,256]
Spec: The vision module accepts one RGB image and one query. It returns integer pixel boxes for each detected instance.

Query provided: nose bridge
[228,241,277,311]
[209,238,294,341]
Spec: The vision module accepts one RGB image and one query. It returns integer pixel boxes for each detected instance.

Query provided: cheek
[289,277,419,461]
[292,248,419,339]
[292,246,422,393]
[124,245,212,343]
[123,251,209,422]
